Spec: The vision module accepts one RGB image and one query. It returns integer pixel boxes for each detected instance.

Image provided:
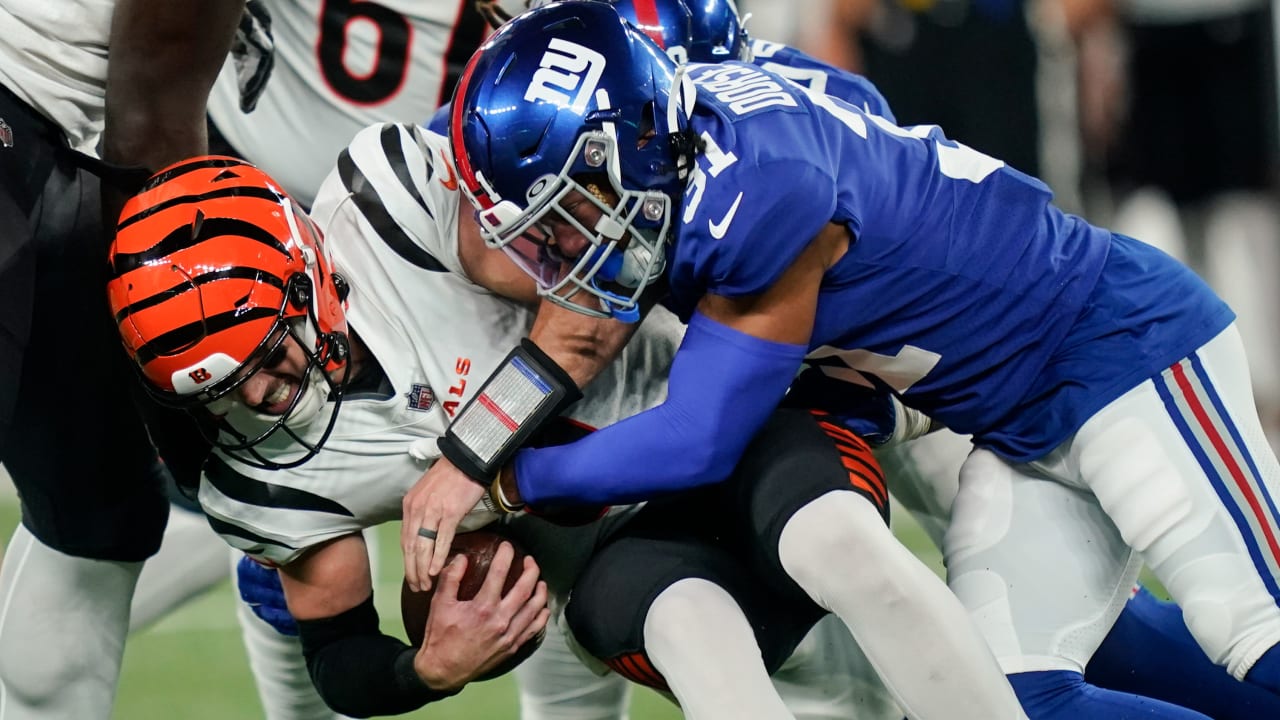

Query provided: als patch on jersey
[406,383,435,412]
[0,118,12,148]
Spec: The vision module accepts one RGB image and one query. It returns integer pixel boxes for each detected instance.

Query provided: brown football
[400,529,544,679]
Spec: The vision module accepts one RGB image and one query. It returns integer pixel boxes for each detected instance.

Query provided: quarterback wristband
[437,338,583,485]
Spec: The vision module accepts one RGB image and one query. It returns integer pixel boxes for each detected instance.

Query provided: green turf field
[0,484,1162,719]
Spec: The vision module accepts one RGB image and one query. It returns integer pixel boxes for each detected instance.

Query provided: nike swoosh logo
[708,192,744,239]
[437,148,458,191]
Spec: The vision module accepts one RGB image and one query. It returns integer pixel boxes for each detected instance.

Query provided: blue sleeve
[513,312,808,507]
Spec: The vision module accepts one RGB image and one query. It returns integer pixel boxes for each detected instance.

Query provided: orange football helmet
[107,156,351,469]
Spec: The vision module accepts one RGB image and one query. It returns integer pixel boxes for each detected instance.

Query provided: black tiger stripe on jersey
[337,146,448,272]
[117,185,286,232]
[111,216,292,276]
[380,124,433,219]
[205,454,356,517]
[111,266,286,325]
[205,513,300,557]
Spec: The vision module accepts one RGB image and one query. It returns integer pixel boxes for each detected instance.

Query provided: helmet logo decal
[523,38,606,113]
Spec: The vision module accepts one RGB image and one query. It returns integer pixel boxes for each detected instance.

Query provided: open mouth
[258,381,297,416]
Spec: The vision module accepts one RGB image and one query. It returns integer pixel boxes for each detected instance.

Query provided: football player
[204,0,488,207]
[104,134,929,719]
[583,0,1280,717]
[136,3,488,718]
[0,1,249,719]
[414,2,1280,718]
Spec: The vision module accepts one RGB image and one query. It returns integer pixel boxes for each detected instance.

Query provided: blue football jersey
[667,61,1234,461]
[749,39,896,123]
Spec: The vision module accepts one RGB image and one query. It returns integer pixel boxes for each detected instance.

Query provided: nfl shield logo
[0,119,11,149]
[406,383,435,412]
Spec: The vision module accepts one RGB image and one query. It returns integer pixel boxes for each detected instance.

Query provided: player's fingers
[527,606,551,643]
[507,580,547,639]
[432,554,467,605]
[502,555,541,610]
[401,492,427,589]
[409,507,441,593]
[476,542,516,601]
[428,514,459,580]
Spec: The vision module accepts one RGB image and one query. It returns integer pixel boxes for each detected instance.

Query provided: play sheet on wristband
[450,356,554,464]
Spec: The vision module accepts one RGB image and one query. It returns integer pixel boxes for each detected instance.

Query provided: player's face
[228,335,311,416]
[542,186,625,261]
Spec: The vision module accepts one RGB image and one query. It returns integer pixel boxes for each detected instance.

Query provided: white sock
[643,578,795,720]
[0,524,140,720]
[778,491,1025,720]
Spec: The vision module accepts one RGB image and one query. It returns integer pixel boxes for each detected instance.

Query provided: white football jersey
[206,0,486,205]
[198,123,680,591]
[0,0,114,153]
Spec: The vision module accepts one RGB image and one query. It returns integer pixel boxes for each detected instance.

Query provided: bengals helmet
[107,156,351,469]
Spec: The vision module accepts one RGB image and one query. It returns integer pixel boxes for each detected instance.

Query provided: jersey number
[805,87,1004,183]
[318,0,412,105]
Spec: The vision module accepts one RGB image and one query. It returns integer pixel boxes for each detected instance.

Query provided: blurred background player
[0,0,246,718]
[206,0,488,207]
[1091,0,1280,455]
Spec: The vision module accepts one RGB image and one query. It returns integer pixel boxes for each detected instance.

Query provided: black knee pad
[565,531,824,693]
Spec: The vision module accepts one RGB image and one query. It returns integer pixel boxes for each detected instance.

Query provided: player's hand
[402,457,487,592]
[235,554,298,636]
[413,543,549,690]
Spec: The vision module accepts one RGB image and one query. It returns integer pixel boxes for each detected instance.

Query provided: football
[400,529,544,679]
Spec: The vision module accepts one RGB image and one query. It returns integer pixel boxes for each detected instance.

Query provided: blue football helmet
[685,0,752,62]
[606,0,694,63]
[609,0,752,64]
[451,1,697,320]
[480,0,749,64]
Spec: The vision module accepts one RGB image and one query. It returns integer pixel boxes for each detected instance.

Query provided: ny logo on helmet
[523,38,606,113]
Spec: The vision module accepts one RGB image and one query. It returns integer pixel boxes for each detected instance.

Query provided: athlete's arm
[102,0,243,206]
[403,211,645,592]
[284,532,548,716]
[509,221,849,506]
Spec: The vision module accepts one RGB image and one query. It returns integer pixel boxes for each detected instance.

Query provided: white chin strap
[666,64,696,137]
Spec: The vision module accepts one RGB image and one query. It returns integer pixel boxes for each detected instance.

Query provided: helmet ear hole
[289,274,312,309]
[638,102,656,147]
